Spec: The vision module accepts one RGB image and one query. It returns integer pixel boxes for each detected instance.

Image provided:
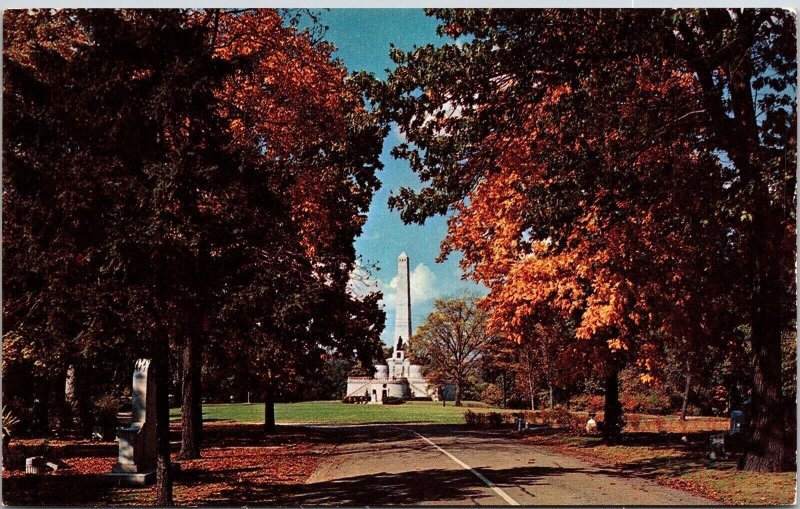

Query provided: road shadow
[270,463,628,506]
[526,429,740,480]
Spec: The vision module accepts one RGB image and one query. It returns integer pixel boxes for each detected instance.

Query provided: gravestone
[106,359,157,486]
[25,456,48,474]
[709,433,726,460]
[729,410,744,435]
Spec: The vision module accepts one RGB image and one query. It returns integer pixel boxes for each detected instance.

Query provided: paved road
[292,424,716,506]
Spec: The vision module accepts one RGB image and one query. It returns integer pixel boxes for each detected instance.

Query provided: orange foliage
[209,10,373,260]
[443,58,724,376]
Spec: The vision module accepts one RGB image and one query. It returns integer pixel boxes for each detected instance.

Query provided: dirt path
[290,424,717,506]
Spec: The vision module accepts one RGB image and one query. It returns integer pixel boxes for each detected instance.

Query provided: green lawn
[170,400,493,425]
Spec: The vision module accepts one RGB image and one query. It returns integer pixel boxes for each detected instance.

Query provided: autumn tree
[188,8,386,439]
[4,10,387,504]
[643,10,796,472]
[3,9,257,502]
[410,297,492,406]
[374,9,793,453]
[479,334,517,408]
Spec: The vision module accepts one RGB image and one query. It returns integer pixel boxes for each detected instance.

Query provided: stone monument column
[393,252,412,357]
[107,359,157,485]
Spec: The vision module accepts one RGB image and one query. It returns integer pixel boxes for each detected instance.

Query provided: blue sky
[314,9,487,346]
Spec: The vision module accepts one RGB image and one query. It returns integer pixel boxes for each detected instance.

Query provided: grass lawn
[171,400,495,425]
[523,432,796,505]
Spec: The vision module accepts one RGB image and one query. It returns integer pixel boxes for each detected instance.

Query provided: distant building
[345,252,438,402]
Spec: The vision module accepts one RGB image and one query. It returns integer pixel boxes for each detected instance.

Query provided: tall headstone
[107,359,156,486]
[393,252,412,355]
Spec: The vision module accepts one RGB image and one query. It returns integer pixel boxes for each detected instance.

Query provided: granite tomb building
[345,252,438,402]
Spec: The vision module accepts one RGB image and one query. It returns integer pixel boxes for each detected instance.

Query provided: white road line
[410,430,520,506]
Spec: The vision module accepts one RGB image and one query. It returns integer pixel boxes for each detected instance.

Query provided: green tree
[410,297,492,406]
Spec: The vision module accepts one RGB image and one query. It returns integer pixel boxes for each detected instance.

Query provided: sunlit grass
[170,400,496,425]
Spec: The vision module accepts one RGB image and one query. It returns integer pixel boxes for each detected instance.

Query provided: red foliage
[2,423,330,506]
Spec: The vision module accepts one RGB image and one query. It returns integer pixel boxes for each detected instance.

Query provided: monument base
[105,470,156,486]
[105,463,181,487]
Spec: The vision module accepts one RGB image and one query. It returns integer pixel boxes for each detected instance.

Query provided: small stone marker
[26,456,64,473]
[25,456,47,474]
[107,359,157,486]
[709,433,725,460]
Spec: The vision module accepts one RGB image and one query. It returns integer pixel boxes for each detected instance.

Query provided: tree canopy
[375,8,795,467]
[4,8,388,502]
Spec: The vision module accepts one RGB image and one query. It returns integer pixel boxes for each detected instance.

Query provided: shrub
[382,396,405,405]
[342,395,370,404]
[521,410,535,425]
[94,394,121,440]
[463,410,506,428]
[481,384,504,407]
[464,409,481,426]
[554,408,588,435]
[551,406,573,428]
[486,412,504,428]
[587,395,605,412]
[620,388,671,414]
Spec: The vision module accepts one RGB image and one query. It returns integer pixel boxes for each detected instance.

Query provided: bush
[342,395,369,404]
[481,384,504,407]
[486,412,504,428]
[516,408,589,435]
[551,406,573,428]
[620,387,671,414]
[93,394,121,440]
[587,395,605,412]
[463,410,505,428]
[571,394,606,412]
[382,396,405,405]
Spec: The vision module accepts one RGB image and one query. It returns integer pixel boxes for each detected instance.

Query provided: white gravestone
[107,359,157,486]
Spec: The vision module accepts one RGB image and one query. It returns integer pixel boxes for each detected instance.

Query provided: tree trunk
[75,366,94,435]
[264,372,275,433]
[603,364,623,445]
[64,364,78,430]
[528,372,535,411]
[179,334,202,459]
[454,382,462,407]
[739,181,789,471]
[48,368,68,433]
[680,364,691,421]
[719,34,789,473]
[548,384,554,410]
[743,219,789,471]
[500,373,507,409]
[155,350,173,506]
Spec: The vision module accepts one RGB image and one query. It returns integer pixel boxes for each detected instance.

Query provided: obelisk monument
[393,252,412,353]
